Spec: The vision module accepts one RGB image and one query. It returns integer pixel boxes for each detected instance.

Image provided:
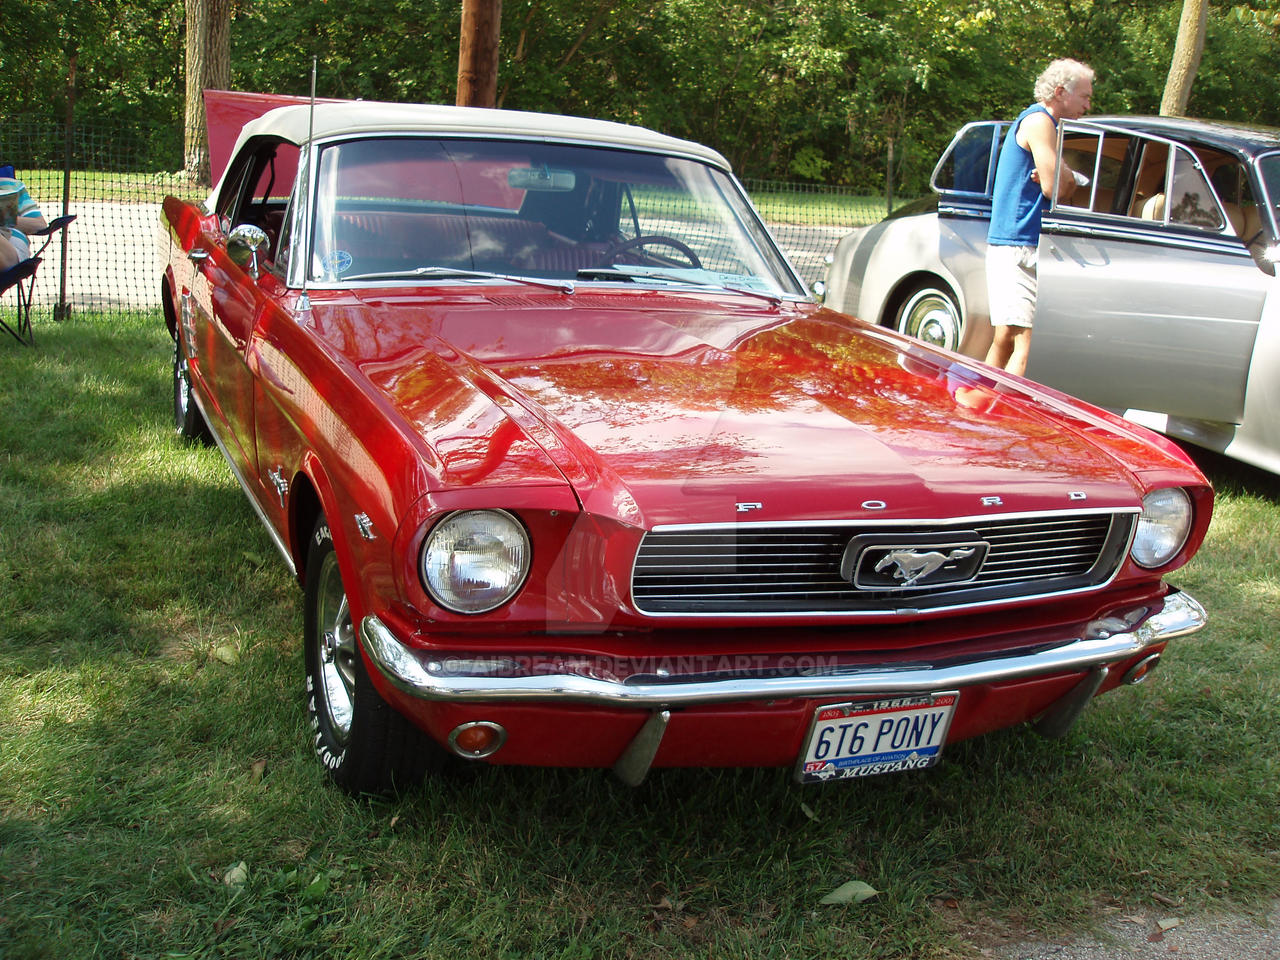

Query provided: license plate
[796,692,959,784]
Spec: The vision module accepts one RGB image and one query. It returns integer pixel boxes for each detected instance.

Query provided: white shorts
[986,244,1037,328]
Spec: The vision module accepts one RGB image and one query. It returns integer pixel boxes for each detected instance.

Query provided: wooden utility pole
[457,0,501,107]
[1160,0,1207,116]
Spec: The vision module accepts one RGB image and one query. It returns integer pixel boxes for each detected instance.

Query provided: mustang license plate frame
[796,692,959,784]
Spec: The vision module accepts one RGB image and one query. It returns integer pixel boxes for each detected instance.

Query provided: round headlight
[1131,488,1193,569]
[420,510,531,614]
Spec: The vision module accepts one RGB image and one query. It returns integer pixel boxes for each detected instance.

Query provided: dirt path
[992,900,1280,959]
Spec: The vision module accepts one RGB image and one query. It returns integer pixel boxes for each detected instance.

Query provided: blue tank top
[987,104,1051,246]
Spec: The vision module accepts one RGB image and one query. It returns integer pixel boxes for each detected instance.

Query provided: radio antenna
[307,56,317,146]
[299,56,318,312]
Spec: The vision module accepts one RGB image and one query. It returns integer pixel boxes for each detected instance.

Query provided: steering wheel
[602,234,703,270]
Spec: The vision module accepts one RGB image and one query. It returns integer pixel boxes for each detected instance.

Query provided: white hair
[1035,58,1095,102]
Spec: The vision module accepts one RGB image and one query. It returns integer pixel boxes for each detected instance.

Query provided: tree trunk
[1160,0,1207,117]
[184,0,231,185]
[457,0,501,107]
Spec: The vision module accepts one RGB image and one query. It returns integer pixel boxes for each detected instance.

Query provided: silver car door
[1029,122,1268,424]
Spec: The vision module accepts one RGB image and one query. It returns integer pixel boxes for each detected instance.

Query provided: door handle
[188,248,210,263]
[1047,223,1097,238]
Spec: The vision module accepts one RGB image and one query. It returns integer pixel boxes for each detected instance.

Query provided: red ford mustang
[158,96,1211,794]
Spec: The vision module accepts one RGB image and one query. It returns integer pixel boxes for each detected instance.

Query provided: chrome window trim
[303,129,734,173]
[937,203,994,220]
[1043,215,1259,258]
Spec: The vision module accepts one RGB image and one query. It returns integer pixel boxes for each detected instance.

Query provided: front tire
[892,284,964,352]
[303,517,440,795]
[172,336,211,444]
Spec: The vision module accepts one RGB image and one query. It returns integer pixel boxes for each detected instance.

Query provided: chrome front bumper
[361,590,1206,709]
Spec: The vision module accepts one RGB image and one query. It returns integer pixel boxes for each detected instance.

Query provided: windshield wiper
[343,265,573,293]
[575,268,783,305]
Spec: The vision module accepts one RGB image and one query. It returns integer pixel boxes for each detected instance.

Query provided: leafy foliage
[4,1,1280,194]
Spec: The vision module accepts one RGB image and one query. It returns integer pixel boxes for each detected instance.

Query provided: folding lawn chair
[0,216,76,346]
[0,159,75,346]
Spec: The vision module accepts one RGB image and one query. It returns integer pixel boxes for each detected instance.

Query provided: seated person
[0,175,48,271]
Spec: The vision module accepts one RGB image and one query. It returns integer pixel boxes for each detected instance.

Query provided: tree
[185,0,231,184]
[18,0,1278,187]
[1160,0,1207,116]
[457,0,502,107]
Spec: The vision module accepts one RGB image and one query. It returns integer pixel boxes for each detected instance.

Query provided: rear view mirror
[508,167,576,192]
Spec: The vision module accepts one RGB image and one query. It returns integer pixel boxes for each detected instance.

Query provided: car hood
[316,288,1159,528]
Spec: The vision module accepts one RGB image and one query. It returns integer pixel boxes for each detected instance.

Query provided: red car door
[164,195,262,486]
[198,221,261,482]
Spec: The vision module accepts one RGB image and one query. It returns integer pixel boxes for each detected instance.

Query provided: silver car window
[1056,130,1133,216]
[1167,150,1225,230]
[1054,121,1227,232]
[930,122,1003,196]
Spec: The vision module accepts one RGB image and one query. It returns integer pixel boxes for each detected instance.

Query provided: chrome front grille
[631,512,1135,615]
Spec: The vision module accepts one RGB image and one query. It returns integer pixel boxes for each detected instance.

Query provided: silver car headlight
[420,510,531,614]
[1131,488,1193,569]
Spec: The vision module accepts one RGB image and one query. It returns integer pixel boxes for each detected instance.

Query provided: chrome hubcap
[315,551,356,743]
[898,290,961,352]
[174,346,191,418]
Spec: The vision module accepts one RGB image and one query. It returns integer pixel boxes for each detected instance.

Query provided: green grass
[1,313,1277,959]
[746,189,889,225]
[16,168,207,205]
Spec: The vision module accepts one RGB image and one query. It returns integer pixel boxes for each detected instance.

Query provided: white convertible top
[228,99,731,171]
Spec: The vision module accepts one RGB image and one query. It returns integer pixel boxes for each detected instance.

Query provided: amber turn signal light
[448,721,508,758]
[1121,653,1161,686]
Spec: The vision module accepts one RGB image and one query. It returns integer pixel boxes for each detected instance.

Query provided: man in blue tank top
[984,58,1094,376]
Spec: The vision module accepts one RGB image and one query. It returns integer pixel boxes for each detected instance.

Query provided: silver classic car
[825,116,1280,475]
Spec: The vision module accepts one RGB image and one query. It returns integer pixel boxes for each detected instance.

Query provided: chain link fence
[1,116,891,326]
[743,180,889,287]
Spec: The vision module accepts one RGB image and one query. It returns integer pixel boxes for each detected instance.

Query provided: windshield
[307,137,803,295]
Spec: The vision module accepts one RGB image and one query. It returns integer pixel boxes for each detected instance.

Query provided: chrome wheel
[313,548,356,745]
[303,516,444,794]
[172,336,209,442]
[895,286,963,352]
[173,342,189,420]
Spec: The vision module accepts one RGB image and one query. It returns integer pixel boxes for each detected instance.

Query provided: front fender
[1224,276,1280,473]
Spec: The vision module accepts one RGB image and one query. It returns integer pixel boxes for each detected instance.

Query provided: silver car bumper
[361,589,1206,709]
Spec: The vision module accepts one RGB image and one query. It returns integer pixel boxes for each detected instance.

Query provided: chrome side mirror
[228,224,269,279]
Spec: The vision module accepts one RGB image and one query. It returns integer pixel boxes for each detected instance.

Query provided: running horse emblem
[875,547,977,587]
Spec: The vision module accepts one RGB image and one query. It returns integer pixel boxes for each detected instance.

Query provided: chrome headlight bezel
[1131,487,1193,569]
[419,509,531,614]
